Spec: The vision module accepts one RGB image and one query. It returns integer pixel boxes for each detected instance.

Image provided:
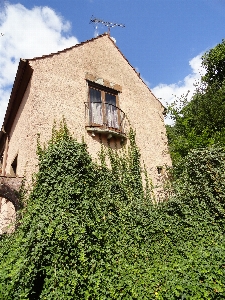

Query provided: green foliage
[1,123,225,299]
[0,123,153,299]
[167,39,225,165]
[202,39,225,88]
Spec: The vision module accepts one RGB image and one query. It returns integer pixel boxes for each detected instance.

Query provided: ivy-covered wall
[0,124,225,299]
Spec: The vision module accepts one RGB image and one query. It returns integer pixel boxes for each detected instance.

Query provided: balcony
[85,102,127,139]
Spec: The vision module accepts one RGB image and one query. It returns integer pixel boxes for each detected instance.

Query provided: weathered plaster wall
[0,176,23,234]
[5,35,171,188]
[0,198,15,234]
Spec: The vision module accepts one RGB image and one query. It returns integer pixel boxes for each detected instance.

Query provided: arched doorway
[0,179,22,234]
[0,197,16,234]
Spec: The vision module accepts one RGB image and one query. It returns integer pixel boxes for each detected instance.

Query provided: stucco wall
[0,198,16,234]
[5,35,171,188]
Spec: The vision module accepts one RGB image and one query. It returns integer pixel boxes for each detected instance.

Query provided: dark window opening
[157,166,163,175]
[11,155,18,177]
[0,155,3,175]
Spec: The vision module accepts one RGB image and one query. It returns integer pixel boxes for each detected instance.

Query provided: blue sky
[0,0,225,125]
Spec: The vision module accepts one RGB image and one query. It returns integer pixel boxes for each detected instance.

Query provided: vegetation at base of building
[166,39,225,165]
[0,121,225,299]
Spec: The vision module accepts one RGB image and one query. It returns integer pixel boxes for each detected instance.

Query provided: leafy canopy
[202,39,225,88]
[166,39,225,164]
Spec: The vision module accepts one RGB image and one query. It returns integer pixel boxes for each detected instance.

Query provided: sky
[0,0,225,126]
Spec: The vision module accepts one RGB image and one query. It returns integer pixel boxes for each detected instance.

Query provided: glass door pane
[89,88,103,125]
[105,93,119,129]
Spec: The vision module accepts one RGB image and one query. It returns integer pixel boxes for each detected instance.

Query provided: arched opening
[0,197,16,234]
[0,184,20,234]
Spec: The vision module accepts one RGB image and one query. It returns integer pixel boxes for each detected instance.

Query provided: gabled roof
[0,33,162,155]
[28,33,161,103]
[0,59,33,155]
[29,33,109,60]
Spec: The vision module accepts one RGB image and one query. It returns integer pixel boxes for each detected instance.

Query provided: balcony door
[89,87,103,125]
[89,86,119,129]
[105,93,119,129]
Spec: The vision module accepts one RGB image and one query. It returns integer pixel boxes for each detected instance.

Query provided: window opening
[0,155,3,175]
[157,166,163,175]
[105,93,119,129]
[88,84,120,130]
[89,87,103,125]
[11,155,18,177]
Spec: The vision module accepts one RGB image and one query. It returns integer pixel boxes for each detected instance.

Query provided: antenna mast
[90,16,125,35]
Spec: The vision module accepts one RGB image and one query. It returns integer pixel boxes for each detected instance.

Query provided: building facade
[0,34,171,232]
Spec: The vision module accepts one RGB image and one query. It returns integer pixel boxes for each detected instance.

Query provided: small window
[88,84,121,130]
[11,155,18,177]
[157,166,163,175]
[0,155,3,175]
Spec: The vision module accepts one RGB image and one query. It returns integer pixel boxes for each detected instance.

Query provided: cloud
[0,3,79,127]
[152,54,206,124]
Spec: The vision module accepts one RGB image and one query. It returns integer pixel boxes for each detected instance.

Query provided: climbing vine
[0,122,225,299]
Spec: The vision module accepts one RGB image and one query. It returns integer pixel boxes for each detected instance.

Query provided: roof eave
[0,59,33,155]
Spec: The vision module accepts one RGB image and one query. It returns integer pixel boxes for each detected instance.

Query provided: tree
[202,39,225,88]
[166,39,225,164]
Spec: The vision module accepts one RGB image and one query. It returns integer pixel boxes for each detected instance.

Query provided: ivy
[0,122,225,299]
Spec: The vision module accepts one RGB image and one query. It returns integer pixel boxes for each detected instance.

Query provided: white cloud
[152,54,206,124]
[0,3,79,127]
[0,88,10,125]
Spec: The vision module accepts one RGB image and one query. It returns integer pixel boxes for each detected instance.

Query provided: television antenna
[90,16,125,35]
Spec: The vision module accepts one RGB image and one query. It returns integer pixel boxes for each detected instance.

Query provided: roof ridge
[27,32,163,107]
[28,32,109,61]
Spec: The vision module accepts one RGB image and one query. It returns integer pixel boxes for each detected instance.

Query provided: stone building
[0,33,171,232]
